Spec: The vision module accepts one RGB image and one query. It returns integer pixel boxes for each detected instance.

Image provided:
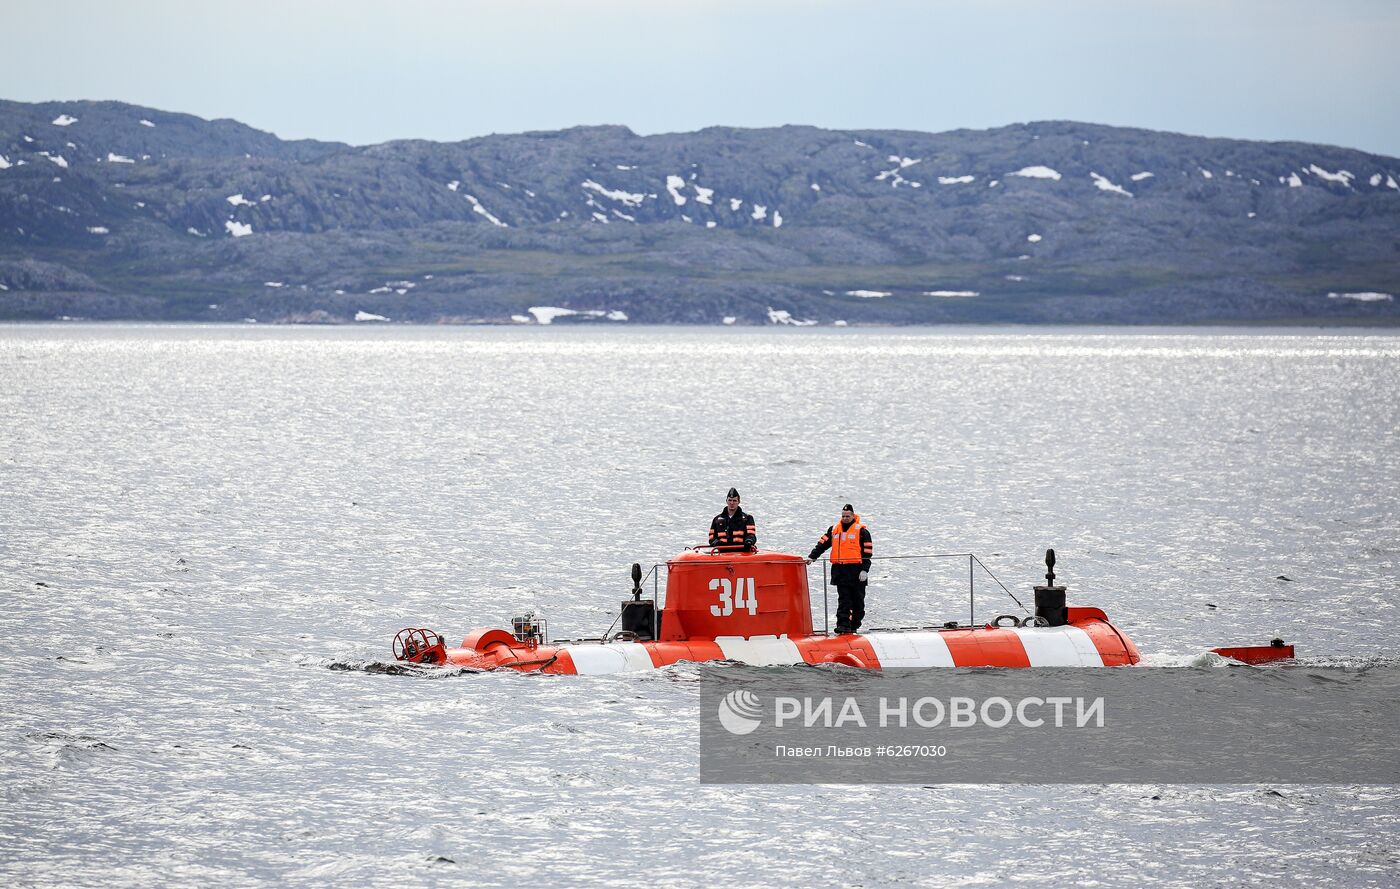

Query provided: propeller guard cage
[393,628,446,665]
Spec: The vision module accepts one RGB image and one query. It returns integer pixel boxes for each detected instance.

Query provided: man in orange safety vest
[806,503,873,634]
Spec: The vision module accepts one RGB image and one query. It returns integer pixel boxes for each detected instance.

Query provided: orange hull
[395,549,1148,673]
[438,610,1140,674]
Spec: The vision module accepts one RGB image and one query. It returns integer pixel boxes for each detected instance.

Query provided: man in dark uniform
[806,504,872,634]
[709,487,757,551]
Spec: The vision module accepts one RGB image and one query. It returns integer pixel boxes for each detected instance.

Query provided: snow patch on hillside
[529,307,575,324]
[464,194,507,227]
[923,290,979,298]
[1308,164,1354,187]
[106,152,135,164]
[355,311,390,322]
[225,220,253,237]
[1327,291,1392,302]
[227,193,255,207]
[938,175,975,185]
[582,179,645,207]
[52,114,77,126]
[1130,171,1154,181]
[1009,166,1061,180]
[846,290,890,298]
[526,306,629,324]
[665,175,687,206]
[1090,172,1132,197]
[876,156,922,188]
[139,119,155,127]
[766,307,817,326]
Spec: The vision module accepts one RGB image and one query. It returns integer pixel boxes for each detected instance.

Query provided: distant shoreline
[6,320,1400,333]
[2,99,1395,329]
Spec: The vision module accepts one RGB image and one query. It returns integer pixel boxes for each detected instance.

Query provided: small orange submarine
[393,548,1292,673]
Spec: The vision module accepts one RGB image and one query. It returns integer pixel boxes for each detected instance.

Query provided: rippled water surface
[2,324,1398,887]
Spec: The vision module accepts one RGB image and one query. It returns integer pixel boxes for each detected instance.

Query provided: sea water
[2,324,1397,886]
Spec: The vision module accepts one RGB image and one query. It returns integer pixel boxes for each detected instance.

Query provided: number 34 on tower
[709,577,758,617]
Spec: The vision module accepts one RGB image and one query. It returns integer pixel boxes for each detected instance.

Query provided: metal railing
[857,552,1029,632]
[635,548,1027,636]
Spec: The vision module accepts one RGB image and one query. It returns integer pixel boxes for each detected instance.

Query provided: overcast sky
[7,0,1399,155]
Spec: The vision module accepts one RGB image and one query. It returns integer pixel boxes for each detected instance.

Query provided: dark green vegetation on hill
[1,98,1397,324]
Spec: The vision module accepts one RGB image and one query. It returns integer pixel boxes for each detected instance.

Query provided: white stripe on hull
[865,632,956,668]
[561,626,1107,673]
[563,642,656,674]
[1011,626,1104,666]
[715,635,803,665]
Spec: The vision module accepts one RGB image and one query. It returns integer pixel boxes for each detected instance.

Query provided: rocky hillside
[1,98,1397,324]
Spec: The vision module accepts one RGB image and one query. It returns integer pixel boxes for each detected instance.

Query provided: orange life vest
[829,515,868,564]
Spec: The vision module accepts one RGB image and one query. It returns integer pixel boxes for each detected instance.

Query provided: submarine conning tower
[658,550,813,641]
